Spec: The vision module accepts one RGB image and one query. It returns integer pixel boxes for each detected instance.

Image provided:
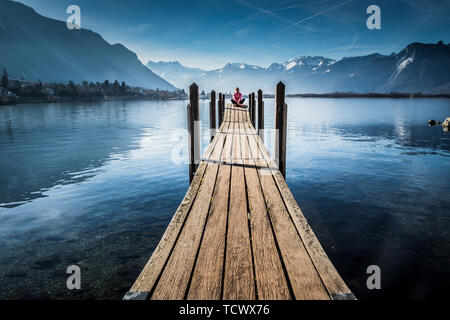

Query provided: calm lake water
[0,98,449,300]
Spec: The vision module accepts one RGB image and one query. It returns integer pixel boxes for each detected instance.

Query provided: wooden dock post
[218,93,223,127]
[188,83,200,183]
[275,82,287,178]
[257,89,264,141]
[222,93,225,123]
[251,92,256,128]
[209,90,216,142]
[248,93,253,125]
[223,93,226,116]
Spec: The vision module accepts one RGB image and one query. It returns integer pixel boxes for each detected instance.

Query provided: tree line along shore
[0,68,187,105]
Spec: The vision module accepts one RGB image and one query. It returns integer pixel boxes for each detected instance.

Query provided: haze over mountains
[147,42,450,94]
[0,0,176,90]
[1,0,448,95]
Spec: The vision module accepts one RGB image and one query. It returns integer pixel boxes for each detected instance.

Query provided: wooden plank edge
[127,123,228,295]
[250,126,355,299]
[244,116,330,300]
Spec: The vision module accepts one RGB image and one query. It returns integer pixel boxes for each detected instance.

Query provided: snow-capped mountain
[268,56,335,73]
[146,42,450,94]
[146,58,338,93]
[220,63,266,71]
[146,61,269,90]
[331,41,450,93]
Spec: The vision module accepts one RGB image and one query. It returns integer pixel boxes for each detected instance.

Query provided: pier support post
[257,89,264,141]
[275,82,287,178]
[209,90,216,142]
[223,92,226,111]
[248,93,253,124]
[218,93,223,127]
[251,92,256,128]
[188,83,200,183]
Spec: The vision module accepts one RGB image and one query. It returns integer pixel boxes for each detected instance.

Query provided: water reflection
[0,98,449,299]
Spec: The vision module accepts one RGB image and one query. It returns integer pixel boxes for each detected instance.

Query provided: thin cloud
[327,32,359,57]
[234,27,252,37]
[256,0,336,14]
[125,23,153,32]
[399,0,450,20]
[234,0,318,33]
[272,0,353,35]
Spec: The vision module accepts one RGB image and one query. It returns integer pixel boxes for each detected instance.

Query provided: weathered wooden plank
[251,128,355,299]
[130,95,352,301]
[244,118,330,300]
[187,118,233,300]
[222,107,233,163]
[223,107,256,300]
[241,111,291,300]
[130,117,228,294]
[223,105,231,125]
[150,121,227,299]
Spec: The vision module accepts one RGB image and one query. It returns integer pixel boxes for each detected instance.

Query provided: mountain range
[1,0,448,95]
[147,42,450,94]
[0,0,176,90]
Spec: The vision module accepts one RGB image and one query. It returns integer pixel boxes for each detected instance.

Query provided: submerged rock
[429,117,449,132]
[443,117,450,127]
[443,117,449,132]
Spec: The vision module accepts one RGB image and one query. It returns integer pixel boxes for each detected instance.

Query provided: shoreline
[2,92,450,106]
[0,95,188,106]
[214,93,450,99]
[286,92,450,99]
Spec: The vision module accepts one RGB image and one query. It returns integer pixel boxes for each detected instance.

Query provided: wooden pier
[124,83,355,300]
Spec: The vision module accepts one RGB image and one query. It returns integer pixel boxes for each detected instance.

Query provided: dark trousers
[231,98,245,105]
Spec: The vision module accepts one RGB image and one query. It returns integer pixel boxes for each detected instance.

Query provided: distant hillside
[0,0,176,90]
[146,61,205,88]
[335,42,450,93]
[147,43,450,94]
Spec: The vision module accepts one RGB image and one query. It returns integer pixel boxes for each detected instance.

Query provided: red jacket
[233,91,242,101]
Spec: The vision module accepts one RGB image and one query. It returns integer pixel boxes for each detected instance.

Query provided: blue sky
[17,0,450,69]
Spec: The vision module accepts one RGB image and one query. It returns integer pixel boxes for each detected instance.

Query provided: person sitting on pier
[231,87,245,107]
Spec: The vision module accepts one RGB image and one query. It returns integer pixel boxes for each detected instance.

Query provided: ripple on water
[0,98,449,299]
